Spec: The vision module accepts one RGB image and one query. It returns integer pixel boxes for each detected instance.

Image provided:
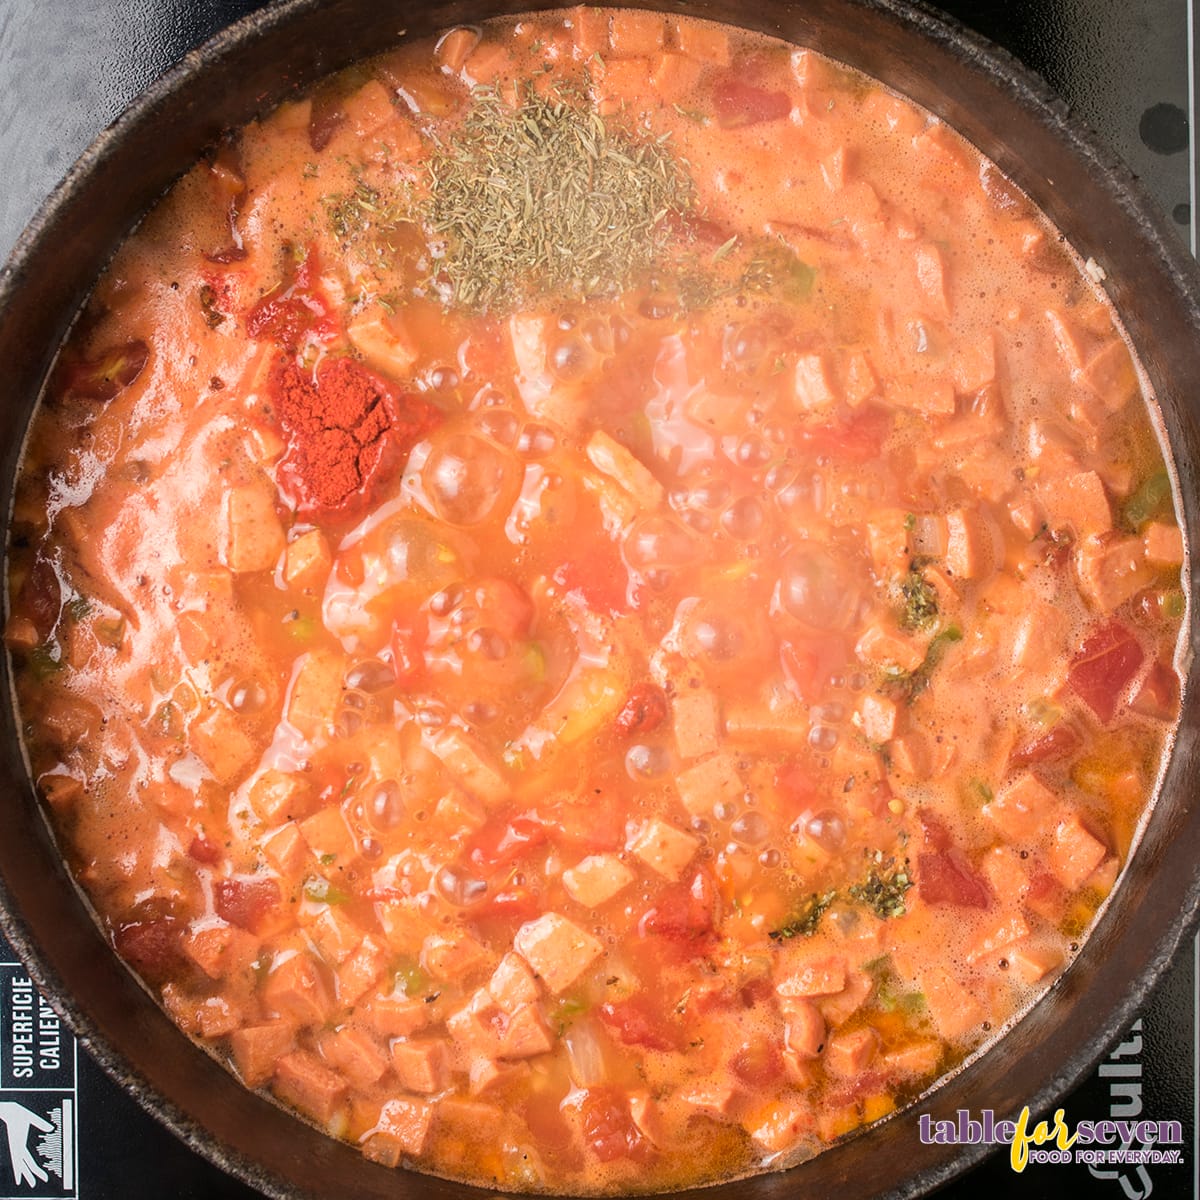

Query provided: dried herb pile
[426,86,694,310]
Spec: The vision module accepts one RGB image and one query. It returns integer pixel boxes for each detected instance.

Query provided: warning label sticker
[0,963,77,1197]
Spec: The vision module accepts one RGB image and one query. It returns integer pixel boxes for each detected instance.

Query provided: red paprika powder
[269,354,438,514]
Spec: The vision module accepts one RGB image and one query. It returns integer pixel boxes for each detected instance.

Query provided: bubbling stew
[6,7,1187,1193]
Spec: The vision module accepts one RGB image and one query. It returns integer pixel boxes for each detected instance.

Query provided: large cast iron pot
[0,1,1196,1196]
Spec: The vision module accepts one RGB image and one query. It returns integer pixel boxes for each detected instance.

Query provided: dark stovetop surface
[0,2,1194,1198]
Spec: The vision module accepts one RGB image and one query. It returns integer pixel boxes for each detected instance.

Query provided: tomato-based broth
[5,8,1187,1193]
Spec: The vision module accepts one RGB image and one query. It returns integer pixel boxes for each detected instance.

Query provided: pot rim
[0,3,1197,1199]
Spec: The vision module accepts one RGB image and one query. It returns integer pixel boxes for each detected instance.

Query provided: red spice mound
[269,355,438,514]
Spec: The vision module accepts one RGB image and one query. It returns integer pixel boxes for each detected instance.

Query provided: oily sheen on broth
[5,8,1186,1193]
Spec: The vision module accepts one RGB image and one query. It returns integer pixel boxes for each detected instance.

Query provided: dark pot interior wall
[0,4,1195,1200]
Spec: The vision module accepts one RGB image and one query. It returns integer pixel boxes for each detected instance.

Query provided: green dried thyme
[425,85,694,311]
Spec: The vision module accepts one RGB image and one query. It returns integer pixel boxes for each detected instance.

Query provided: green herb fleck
[849,853,912,919]
[66,595,91,622]
[769,890,836,940]
[1122,469,1172,530]
[303,876,349,905]
[27,643,63,680]
[898,568,938,631]
[393,959,428,996]
[884,624,963,704]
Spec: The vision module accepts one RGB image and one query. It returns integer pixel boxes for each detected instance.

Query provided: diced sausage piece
[562,854,635,908]
[421,931,492,982]
[320,1026,389,1088]
[980,846,1029,907]
[783,999,825,1058]
[944,507,993,580]
[424,727,510,807]
[338,941,387,1006]
[855,623,925,673]
[1010,602,1070,673]
[675,752,743,816]
[865,508,911,577]
[983,773,1057,843]
[514,912,604,994]
[842,350,878,406]
[299,806,357,864]
[273,1049,346,1125]
[672,689,721,760]
[284,529,331,590]
[1041,470,1112,537]
[679,1079,739,1121]
[824,1026,879,1077]
[650,52,703,103]
[886,374,956,416]
[308,905,365,966]
[818,968,876,1027]
[922,968,985,1040]
[1009,943,1064,984]
[571,6,610,54]
[965,913,1031,965]
[1080,338,1138,411]
[436,26,481,72]
[914,244,949,317]
[1143,521,1184,566]
[628,818,699,882]
[224,483,286,574]
[890,732,933,780]
[488,952,541,1010]
[609,9,665,55]
[347,304,419,379]
[881,1040,943,1078]
[287,650,347,739]
[628,1091,669,1147]
[1024,872,1067,923]
[794,354,839,412]
[263,952,334,1024]
[859,693,898,744]
[190,707,258,785]
[746,1097,813,1155]
[262,822,312,878]
[366,992,432,1038]
[1132,660,1180,721]
[249,769,314,823]
[952,331,997,393]
[498,1004,555,1059]
[1075,534,1154,614]
[776,954,847,999]
[1067,620,1145,724]
[586,430,664,512]
[182,924,259,981]
[1047,812,1108,890]
[230,1021,296,1089]
[361,1098,434,1163]
[391,1038,451,1094]
[674,19,730,64]
[1045,308,1087,372]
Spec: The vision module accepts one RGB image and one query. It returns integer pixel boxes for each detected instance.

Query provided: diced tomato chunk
[187,835,222,865]
[1009,722,1081,769]
[1131,659,1180,721]
[638,870,716,948]
[390,617,428,689]
[114,917,184,977]
[713,77,792,127]
[614,684,668,736]
[797,409,890,464]
[580,1087,656,1164]
[532,802,624,852]
[917,852,990,908]
[470,578,534,639]
[214,878,281,932]
[468,816,547,872]
[64,340,149,402]
[731,1034,784,1086]
[1068,620,1145,725]
[598,995,681,1051]
[477,886,541,922]
[554,546,629,616]
[14,558,62,641]
[917,809,953,853]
